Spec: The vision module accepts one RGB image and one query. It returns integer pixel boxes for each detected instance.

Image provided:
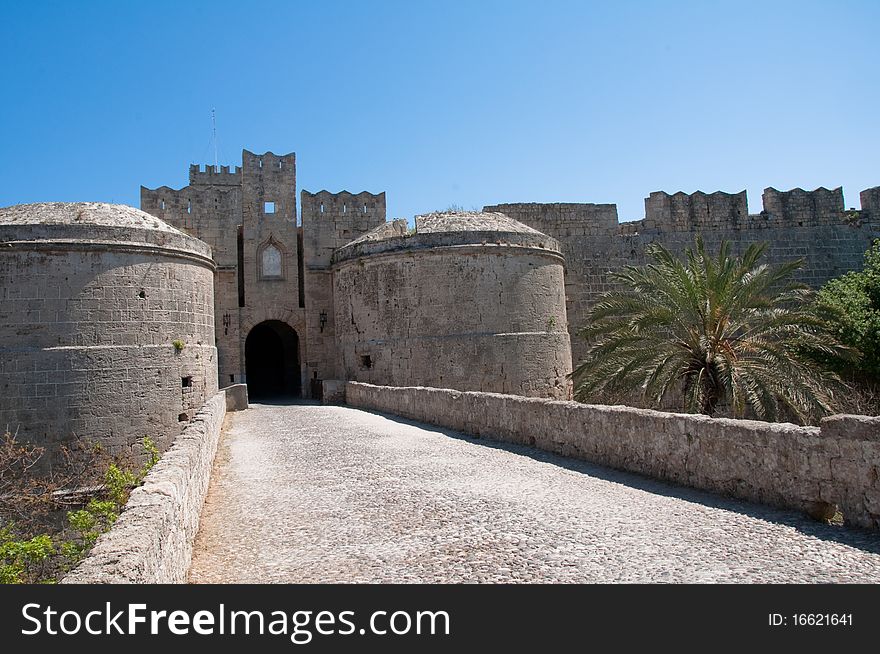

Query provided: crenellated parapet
[189,164,241,186]
[859,186,880,219]
[301,190,386,219]
[643,190,748,231]
[302,190,387,269]
[761,187,844,225]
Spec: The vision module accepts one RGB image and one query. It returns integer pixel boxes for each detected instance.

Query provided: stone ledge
[222,383,249,412]
[61,391,227,583]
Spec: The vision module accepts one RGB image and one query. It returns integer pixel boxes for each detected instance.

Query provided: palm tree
[571,237,849,423]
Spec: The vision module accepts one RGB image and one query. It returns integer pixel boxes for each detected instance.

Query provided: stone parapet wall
[62,392,227,583]
[346,383,880,529]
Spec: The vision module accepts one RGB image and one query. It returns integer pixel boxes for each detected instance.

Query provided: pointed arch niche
[258,235,286,280]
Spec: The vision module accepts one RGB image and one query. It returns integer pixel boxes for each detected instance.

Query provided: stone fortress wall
[301,190,387,386]
[487,185,880,364]
[142,151,302,390]
[0,203,218,465]
[142,155,389,396]
[142,150,880,399]
[331,212,572,398]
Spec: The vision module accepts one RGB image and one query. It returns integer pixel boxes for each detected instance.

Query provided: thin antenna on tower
[211,108,219,172]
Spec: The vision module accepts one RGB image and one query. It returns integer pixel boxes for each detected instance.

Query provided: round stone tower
[0,202,218,466]
[331,211,572,399]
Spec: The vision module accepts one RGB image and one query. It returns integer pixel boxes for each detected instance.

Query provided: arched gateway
[244,320,301,399]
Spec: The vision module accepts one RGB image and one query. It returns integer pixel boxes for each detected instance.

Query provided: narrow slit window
[181,376,193,388]
[264,201,276,214]
[187,200,192,214]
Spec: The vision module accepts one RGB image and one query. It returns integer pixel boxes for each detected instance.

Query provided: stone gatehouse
[141,149,880,401]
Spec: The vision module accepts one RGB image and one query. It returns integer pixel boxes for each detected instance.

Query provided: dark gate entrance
[244,320,301,399]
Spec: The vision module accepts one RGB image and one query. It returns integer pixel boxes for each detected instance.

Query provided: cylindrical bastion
[331,211,572,399]
[0,202,218,466]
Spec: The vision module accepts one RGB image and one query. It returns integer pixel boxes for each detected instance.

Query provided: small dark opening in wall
[178,412,189,422]
[360,355,373,369]
[297,229,305,308]
[229,374,235,383]
[182,376,193,388]
[237,225,245,307]
[313,371,318,379]
[138,289,146,299]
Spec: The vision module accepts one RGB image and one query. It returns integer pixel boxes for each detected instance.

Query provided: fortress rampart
[487,185,880,364]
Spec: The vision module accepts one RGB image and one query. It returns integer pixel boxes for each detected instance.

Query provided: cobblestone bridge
[189,404,880,583]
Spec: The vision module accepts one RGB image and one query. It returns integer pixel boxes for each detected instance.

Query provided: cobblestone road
[189,403,880,583]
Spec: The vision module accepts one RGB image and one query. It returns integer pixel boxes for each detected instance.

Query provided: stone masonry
[487,187,880,364]
[143,150,879,400]
[332,212,572,398]
[0,203,218,465]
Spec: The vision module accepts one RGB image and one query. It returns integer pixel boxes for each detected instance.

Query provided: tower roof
[414,210,546,236]
[333,210,561,265]
[0,202,213,263]
[0,202,185,234]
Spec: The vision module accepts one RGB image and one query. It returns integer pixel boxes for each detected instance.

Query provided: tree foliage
[572,237,850,423]
[816,239,880,384]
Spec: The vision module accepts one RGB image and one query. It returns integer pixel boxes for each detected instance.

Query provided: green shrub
[816,239,880,384]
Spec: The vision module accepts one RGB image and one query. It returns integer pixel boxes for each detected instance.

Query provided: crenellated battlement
[241,149,296,174]
[643,190,749,231]
[301,190,386,219]
[302,190,387,269]
[861,186,880,217]
[761,187,844,225]
[189,164,242,186]
[488,184,879,237]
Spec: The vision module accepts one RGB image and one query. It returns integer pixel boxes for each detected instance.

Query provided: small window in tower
[278,161,283,169]
[160,200,166,210]
[259,158,263,169]
[182,376,193,388]
[360,355,373,369]
[342,203,346,213]
[187,200,192,214]
[320,203,324,213]
[264,201,275,214]
[363,203,368,213]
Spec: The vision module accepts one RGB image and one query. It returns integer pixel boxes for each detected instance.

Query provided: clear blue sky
[1,0,878,222]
